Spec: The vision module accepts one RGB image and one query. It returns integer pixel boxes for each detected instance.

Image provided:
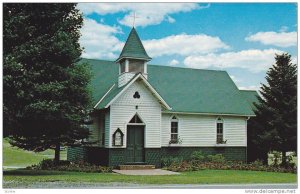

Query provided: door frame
[126,123,146,163]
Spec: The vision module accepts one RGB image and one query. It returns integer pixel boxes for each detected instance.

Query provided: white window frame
[170,116,179,141]
[216,117,224,144]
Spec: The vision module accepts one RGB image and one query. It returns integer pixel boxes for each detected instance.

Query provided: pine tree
[3,3,92,164]
[254,53,297,166]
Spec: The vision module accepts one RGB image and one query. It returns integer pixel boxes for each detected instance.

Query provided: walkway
[112,169,180,175]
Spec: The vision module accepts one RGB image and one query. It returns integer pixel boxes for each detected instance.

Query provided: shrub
[190,151,205,162]
[206,154,225,163]
[163,153,296,174]
[27,159,112,173]
[161,157,183,167]
[165,159,296,174]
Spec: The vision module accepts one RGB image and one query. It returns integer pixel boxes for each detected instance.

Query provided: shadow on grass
[3,169,69,176]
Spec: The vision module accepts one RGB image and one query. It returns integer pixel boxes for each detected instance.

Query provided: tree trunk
[281,151,287,167]
[54,143,60,165]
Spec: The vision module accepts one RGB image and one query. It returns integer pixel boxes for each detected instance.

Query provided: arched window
[113,128,124,146]
[129,114,143,123]
[216,117,224,144]
[171,116,179,141]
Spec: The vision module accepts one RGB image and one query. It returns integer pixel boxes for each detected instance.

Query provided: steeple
[117,28,151,87]
[116,27,151,62]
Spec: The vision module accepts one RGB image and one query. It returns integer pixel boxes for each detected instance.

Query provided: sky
[77,3,297,91]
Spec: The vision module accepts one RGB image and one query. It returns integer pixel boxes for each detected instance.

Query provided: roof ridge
[83,58,227,73]
[148,64,227,72]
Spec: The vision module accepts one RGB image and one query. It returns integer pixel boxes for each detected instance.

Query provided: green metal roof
[83,58,255,116]
[116,27,151,62]
[240,90,260,111]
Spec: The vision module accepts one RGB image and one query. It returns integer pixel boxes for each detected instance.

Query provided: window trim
[216,117,224,144]
[127,112,145,126]
[170,115,179,141]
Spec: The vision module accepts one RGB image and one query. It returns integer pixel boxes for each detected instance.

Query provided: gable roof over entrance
[101,73,171,110]
[84,59,255,116]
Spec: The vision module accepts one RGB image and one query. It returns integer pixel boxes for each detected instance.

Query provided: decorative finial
[130,11,139,27]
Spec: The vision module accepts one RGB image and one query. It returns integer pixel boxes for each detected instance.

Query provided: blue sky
[78,3,297,90]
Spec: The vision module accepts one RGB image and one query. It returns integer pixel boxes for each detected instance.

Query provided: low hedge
[165,160,296,173]
[27,159,112,173]
[162,152,296,174]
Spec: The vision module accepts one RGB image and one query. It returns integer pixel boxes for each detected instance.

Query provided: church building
[67,27,258,167]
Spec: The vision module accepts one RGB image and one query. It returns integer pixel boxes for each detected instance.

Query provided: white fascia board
[93,84,116,109]
[105,74,171,110]
[138,74,172,110]
[116,56,151,63]
[162,111,255,117]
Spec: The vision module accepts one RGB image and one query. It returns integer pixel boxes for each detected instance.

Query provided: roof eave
[115,56,152,63]
[161,111,256,117]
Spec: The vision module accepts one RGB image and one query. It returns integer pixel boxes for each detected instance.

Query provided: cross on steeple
[130,12,139,27]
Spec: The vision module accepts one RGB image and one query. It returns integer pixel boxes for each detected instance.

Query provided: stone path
[112,169,180,175]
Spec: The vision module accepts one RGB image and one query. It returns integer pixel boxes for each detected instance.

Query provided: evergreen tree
[3,3,92,163]
[254,53,297,166]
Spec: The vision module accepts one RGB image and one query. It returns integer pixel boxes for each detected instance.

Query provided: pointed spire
[116,27,151,62]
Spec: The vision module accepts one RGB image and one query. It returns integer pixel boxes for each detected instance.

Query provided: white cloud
[78,3,208,27]
[80,18,123,59]
[229,75,240,84]
[239,85,260,91]
[279,26,289,32]
[144,34,229,57]
[79,18,228,60]
[169,59,179,66]
[183,49,286,73]
[245,31,297,47]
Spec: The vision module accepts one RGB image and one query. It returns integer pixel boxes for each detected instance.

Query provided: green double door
[126,125,145,163]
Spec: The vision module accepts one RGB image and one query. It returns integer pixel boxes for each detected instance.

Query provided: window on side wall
[102,117,105,146]
[216,117,224,144]
[171,116,178,141]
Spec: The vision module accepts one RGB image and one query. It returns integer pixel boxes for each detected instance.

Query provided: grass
[2,138,296,186]
[3,138,67,167]
[3,169,296,184]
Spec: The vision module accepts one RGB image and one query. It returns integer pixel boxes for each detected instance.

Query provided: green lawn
[3,169,296,184]
[3,138,67,167]
[3,138,297,185]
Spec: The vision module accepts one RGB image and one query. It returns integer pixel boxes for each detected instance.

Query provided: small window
[129,59,144,73]
[129,114,143,123]
[171,116,178,141]
[102,119,105,146]
[216,117,224,144]
[113,128,124,146]
[120,60,126,73]
[133,91,140,99]
[102,131,105,146]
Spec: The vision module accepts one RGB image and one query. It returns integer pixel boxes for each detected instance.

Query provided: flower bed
[162,152,296,174]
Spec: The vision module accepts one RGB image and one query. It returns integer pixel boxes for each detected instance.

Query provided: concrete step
[119,164,155,170]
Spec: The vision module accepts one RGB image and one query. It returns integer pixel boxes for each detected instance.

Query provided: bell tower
[116,27,151,87]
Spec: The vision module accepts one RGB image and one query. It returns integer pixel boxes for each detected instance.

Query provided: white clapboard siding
[161,114,247,147]
[89,114,106,147]
[223,116,247,146]
[110,81,161,148]
[88,115,100,146]
[118,72,135,87]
